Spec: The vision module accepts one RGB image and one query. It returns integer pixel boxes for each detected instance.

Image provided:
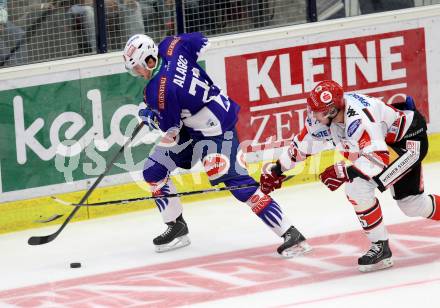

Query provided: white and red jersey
[279,93,414,179]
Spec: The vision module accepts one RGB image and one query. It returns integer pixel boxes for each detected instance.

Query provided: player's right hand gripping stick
[260,161,286,195]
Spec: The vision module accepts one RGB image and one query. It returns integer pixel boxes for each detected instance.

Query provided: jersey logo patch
[359,130,371,149]
[348,93,370,107]
[347,106,358,117]
[158,77,167,110]
[203,154,230,181]
[192,67,200,78]
[167,37,181,56]
[311,130,330,138]
[347,119,361,137]
[406,140,421,154]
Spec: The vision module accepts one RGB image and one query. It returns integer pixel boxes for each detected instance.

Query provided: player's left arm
[260,124,333,195]
[320,119,389,191]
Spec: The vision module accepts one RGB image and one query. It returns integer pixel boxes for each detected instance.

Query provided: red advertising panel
[226,29,428,152]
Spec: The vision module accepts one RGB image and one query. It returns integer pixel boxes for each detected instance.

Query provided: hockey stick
[28,122,144,246]
[50,174,296,207]
[33,214,64,223]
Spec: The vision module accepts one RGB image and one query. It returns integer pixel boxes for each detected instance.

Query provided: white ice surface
[1,163,439,307]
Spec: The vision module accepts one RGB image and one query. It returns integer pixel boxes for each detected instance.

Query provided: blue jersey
[143,32,240,139]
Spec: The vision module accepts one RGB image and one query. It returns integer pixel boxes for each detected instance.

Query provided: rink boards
[1,5,440,233]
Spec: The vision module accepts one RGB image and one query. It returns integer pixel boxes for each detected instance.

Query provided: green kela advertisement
[0,73,155,195]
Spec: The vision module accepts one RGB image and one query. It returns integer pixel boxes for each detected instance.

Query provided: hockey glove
[319,161,349,191]
[139,108,159,130]
[260,161,286,195]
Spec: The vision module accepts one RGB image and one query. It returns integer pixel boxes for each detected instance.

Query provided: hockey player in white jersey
[260,80,440,272]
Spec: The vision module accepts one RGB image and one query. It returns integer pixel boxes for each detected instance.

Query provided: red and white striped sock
[428,194,440,221]
[354,198,388,242]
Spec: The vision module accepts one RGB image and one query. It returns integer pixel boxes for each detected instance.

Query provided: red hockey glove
[319,161,349,191]
[260,162,287,195]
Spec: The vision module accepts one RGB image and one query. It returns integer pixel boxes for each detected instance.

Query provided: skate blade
[155,235,191,253]
[280,241,312,258]
[358,257,394,273]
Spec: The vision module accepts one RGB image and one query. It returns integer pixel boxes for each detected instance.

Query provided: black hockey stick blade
[28,233,55,245]
[27,122,144,246]
[28,206,81,245]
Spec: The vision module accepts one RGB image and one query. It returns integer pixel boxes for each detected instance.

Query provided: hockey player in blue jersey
[123,33,311,256]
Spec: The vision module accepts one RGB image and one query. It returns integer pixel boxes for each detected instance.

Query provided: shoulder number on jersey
[189,75,230,111]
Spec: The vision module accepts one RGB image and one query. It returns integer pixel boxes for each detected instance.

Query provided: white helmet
[123,34,158,75]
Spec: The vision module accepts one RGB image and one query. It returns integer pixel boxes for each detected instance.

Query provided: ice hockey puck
[70,262,81,268]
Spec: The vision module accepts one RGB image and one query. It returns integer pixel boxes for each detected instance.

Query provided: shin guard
[352,198,388,243]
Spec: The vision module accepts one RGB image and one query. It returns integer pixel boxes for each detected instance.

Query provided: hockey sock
[352,198,388,242]
[246,189,290,236]
[429,194,440,220]
[150,181,183,223]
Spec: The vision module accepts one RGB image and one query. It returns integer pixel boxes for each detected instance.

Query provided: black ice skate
[277,226,312,258]
[153,215,190,252]
[358,240,393,272]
